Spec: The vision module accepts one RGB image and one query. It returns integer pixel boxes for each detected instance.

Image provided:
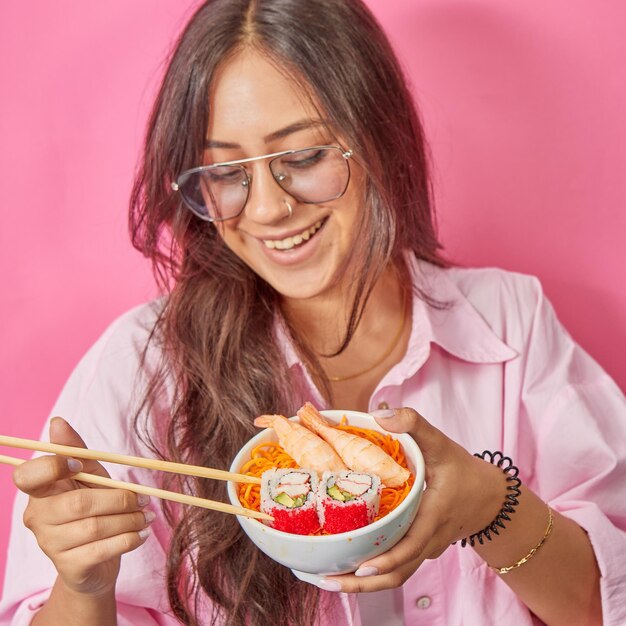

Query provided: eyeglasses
[171,145,353,222]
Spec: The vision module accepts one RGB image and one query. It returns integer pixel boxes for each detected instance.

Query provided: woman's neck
[282,265,404,352]
[281,263,410,410]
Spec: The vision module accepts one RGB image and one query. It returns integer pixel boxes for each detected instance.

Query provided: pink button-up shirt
[2,260,625,625]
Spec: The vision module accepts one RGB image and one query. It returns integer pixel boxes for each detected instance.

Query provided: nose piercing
[285,201,293,219]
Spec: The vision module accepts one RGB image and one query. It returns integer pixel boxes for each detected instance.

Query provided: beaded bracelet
[459,450,522,548]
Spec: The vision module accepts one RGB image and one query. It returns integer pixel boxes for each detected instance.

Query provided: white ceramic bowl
[227,410,425,582]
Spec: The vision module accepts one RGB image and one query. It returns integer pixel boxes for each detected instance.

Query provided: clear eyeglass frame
[171,145,353,222]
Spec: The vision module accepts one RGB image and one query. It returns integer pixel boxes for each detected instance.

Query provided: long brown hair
[129,1,445,624]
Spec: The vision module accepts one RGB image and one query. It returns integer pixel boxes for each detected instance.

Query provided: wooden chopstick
[0,453,272,521]
[0,435,260,485]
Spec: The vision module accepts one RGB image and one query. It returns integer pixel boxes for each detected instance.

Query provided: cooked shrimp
[254,414,347,474]
[297,403,410,488]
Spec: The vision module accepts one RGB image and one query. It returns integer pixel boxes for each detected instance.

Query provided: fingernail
[138,528,151,541]
[316,579,342,592]
[137,494,151,507]
[370,409,395,419]
[144,510,156,524]
[355,565,379,577]
[67,458,82,472]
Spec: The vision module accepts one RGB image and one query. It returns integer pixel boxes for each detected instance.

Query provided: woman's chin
[269,278,335,302]
[252,256,339,302]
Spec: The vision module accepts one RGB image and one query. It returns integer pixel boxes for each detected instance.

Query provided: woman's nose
[243,162,294,224]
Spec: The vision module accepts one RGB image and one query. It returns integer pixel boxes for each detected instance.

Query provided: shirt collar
[409,258,518,364]
[274,256,518,374]
[274,317,328,408]
[275,317,301,370]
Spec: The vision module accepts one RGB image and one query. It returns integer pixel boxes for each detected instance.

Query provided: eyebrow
[205,119,326,149]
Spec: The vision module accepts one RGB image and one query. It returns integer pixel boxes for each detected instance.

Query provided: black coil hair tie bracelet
[460,450,522,548]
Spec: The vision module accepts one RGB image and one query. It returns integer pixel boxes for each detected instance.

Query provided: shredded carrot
[237,419,415,534]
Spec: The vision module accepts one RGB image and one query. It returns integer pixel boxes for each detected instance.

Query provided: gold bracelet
[491,506,554,575]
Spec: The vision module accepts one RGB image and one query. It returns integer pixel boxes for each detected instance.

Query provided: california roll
[318,471,382,534]
[260,468,320,535]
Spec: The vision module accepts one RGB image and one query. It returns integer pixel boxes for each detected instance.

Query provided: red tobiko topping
[322,501,369,534]
[270,507,320,535]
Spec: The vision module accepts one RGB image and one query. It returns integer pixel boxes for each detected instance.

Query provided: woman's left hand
[319,407,506,593]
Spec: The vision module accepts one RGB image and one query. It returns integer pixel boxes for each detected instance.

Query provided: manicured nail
[67,458,82,472]
[144,510,156,524]
[138,527,152,540]
[137,494,151,507]
[370,409,395,418]
[355,565,379,577]
[316,579,342,592]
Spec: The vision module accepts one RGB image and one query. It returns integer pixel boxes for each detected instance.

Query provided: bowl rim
[227,409,425,543]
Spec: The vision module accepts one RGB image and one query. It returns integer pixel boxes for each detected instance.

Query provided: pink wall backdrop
[1,0,625,594]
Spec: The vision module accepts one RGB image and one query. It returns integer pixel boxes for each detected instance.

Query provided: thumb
[49,416,89,449]
[49,417,109,478]
[370,407,445,454]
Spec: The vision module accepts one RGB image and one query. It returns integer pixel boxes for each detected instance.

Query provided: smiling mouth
[262,219,326,251]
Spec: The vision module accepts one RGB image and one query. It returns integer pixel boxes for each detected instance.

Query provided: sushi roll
[318,471,382,534]
[260,468,320,535]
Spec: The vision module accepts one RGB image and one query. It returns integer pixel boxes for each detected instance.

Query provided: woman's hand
[318,407,507,593]
[12,417,153,598]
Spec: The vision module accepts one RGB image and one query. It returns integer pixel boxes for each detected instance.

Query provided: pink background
[1,0,625,593]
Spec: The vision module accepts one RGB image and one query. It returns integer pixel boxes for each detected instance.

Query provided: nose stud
[285,201,293,219]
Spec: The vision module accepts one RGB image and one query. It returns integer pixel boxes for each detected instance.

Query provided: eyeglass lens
[178,146,350,221]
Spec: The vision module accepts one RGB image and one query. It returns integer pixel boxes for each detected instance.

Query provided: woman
[1,1,624,624]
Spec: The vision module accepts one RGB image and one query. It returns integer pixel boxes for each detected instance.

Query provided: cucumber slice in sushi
[318,471,382,534]
[260,468,320,535]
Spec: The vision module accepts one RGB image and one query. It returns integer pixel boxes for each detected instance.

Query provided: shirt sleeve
[0,304,181,626]
[518,281,626,626]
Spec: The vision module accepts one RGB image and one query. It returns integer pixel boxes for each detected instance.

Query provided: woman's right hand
[12,417,153,598]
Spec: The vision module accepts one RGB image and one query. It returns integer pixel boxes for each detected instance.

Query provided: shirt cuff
[2,588,51,625]
[554,500,626,626]
[3,588,169,626]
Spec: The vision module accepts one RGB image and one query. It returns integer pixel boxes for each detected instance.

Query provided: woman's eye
[284,149,325,168]
[205,168,244,183]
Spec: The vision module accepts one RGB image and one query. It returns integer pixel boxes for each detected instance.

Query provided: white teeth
[263,220,324,250]
[278,237,295,250]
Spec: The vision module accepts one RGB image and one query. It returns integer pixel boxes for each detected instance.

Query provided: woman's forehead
[206,48,325,148]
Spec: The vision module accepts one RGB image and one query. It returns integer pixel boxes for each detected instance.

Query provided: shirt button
[377,401,389,410]
[415,596,431,609]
